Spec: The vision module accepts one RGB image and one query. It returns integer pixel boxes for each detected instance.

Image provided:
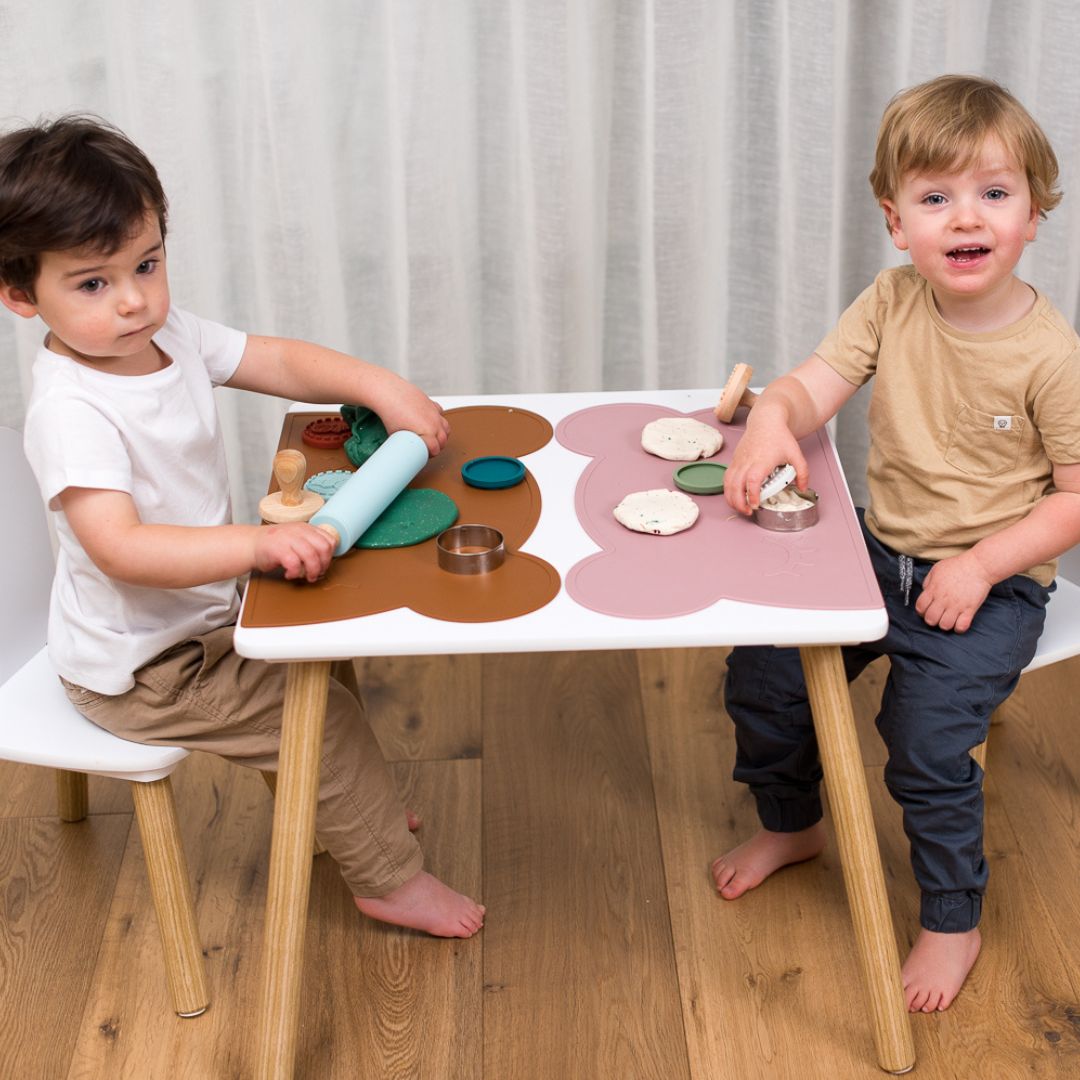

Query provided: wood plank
[483,650,690,1080]
[868,753,1080,1077]
[296,759,483,1079]
[64,749,484,1079]
[989,657,1080,957]
[356,655,483,762]
[638,647,883,1079]
[0,760,132,818]
[66,755,270,1080]
[0,815,130,1080]
[8,649,1080,1078]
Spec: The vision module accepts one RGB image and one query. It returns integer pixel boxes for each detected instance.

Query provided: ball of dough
[641,417,724,461]
[613,489,699,535]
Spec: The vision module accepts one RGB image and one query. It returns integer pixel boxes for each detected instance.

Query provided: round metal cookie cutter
[436,524,506,574]
[753,488,819,532]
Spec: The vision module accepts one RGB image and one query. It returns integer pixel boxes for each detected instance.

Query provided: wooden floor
[2,648,1080,1079]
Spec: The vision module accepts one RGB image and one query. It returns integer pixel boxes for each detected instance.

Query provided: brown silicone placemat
[241,406,561,626]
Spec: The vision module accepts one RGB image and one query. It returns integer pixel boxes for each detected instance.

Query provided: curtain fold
[2,0,1077,529]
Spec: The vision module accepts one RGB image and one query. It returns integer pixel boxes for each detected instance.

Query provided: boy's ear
[0,283,39,319]
[1026,201,1039,243]
[880,199,908,251]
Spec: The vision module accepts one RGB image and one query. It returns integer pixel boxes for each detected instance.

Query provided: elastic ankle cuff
[920,891,982,933]
[752,791,823,833]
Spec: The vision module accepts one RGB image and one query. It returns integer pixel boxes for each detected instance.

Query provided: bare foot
[902,927,981,1012]
[711,822,827,899]
[355,870,485,938]
[405,808,422,831]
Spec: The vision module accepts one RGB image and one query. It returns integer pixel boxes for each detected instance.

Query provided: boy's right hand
[724,417,809,515]
[253,522,337,582]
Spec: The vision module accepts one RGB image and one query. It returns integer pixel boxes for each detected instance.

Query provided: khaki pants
[61,624,423,897]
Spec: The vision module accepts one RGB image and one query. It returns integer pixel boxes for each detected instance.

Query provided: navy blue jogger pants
[724,510,1051,933]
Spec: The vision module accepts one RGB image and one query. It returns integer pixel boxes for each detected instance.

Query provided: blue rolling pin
[309,430,429,555]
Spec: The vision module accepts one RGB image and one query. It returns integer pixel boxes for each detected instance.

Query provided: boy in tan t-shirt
[713,75,1080,1013]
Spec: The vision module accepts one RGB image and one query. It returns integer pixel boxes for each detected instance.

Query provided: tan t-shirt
[815,265,1080,585]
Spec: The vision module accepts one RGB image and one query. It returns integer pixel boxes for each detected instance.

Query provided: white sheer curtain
[2,0,1078,531]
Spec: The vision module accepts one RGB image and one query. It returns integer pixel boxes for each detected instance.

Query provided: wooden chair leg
[971,740,988,771]
[261,770,327,857]
[130,777,209,1018]
[56,769,88,822]
[971,704,1006,772]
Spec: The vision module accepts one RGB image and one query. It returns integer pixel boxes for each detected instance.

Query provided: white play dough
[761,487,816,510]
[641,417,724,461]
[614,488,700,535]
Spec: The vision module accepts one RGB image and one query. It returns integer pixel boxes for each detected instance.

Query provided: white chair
[971,573,1080,770]
[0,426,207,1017]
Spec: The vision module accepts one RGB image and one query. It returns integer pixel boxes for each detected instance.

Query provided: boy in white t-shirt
[0,115,483,938]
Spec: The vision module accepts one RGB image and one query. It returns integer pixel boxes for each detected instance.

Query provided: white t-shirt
[23,306,247,694]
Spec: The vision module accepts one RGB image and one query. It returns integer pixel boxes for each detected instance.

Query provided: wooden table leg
[255,660,331,1080]
[800,645,915,1074]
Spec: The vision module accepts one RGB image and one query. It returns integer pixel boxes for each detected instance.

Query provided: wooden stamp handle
[273,450,307,508]
[714,363,759,423]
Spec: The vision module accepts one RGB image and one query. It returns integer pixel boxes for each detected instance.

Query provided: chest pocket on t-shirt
[943,403,1026,477]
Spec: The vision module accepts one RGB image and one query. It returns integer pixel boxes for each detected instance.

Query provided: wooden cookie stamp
[714,363,759,423]
[258,449,325,524]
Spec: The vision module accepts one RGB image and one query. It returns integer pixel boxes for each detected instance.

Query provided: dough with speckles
[613,489,699,535]
[641,417,724,461]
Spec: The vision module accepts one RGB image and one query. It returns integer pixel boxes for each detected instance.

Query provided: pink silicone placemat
[555,403,882,619]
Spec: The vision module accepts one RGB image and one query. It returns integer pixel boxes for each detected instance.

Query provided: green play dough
[340,405,389,466]
[354,488,459,549]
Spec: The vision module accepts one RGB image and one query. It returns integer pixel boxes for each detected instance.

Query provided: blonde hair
[869,74,1061,229]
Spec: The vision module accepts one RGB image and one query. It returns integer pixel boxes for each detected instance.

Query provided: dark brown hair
[0,115,168,295]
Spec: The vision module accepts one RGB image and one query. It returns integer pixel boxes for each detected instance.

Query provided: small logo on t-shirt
[993,416,1012,431]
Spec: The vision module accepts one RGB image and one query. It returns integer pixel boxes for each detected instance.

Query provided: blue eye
[985,188,1007,201]
[922,193,946,206]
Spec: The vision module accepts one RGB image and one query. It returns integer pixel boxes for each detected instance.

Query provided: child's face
[880,137,1038,310]
[5,212,170,372]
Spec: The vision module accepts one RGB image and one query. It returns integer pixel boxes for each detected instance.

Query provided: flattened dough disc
[641,416,724,461]
[613,488,699,535]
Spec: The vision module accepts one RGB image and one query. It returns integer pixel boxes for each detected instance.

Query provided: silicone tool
[462,455,526,489]
[301,416,350,448]
[758,463,797,502]
[309,430,428,555]
[304,469,353,499]
[259,449,325,523]
[673,461,727,495]
[714,363,759,423]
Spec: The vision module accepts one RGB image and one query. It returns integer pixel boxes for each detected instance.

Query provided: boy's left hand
[915,551,993,633]
[375,376,450,456]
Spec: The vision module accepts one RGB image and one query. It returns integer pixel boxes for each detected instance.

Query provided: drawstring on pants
[898,554,913,607]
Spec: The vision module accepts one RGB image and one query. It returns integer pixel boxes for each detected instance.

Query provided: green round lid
[673,461,727,495]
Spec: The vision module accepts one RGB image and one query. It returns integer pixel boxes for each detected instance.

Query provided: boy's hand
[724,419,809,515]
[915,551,993,633]
[253,522,337,582]
[374,375,450,457]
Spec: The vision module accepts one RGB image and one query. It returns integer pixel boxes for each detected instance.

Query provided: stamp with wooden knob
[714,363,760,423]
[258,449,325,524]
